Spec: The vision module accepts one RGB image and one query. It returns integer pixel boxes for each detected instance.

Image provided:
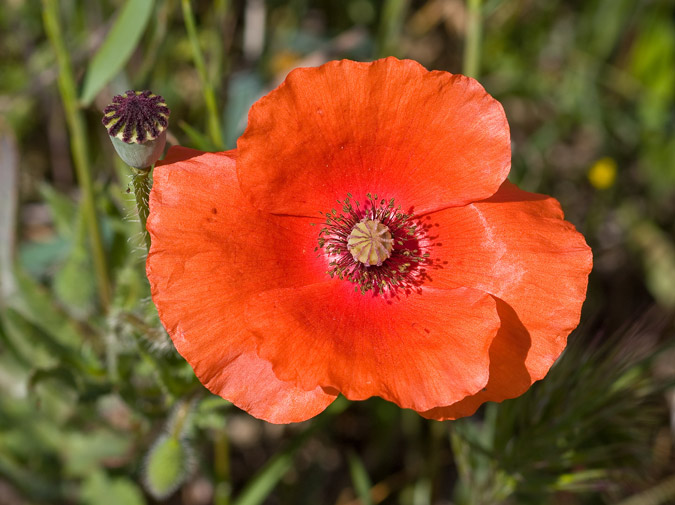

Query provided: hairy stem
[131,168,152,251]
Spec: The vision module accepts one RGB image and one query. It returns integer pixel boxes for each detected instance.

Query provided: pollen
[347,220,393,266]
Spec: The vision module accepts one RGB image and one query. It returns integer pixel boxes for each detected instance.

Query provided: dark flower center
[316,193,429,294]
[102,90,170,144]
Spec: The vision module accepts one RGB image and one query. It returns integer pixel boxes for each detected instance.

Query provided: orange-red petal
[245,282,501,412]
[237,57,510,217]
[146,146,337,423]
[418,181,592,420]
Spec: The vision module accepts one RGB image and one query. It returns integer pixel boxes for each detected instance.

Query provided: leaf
[53,204,96,318]
[39,184,77,239]
[11,264,88,347]
[620,205,675,308]
[0,450,60,502]
[28,366,80,393]
[0,308,59,370]
[80,0,155,105]
[224,71,263,149]
[2,303,103,378]
[18,237,70,278]
[81,470,146,505]
[233,397,349,505]
[63,430,133,478]
[348,451,373,505]
[0,130,19,301]
[178,119,217,151]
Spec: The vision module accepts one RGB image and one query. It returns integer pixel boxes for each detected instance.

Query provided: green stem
[463,0,483,78]
[131,168,152,251]
[182,0,224,149]
[42,0,111,310]
[377,0,409,58]
[170,397,195,437]
[214,427,231,505]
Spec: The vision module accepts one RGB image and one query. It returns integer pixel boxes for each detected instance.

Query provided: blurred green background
[1,0,674,504]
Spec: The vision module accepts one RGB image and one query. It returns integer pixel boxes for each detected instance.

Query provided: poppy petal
[245,282,501,412]
[146,147,337,423]
[237,57,510,217]
[418,181,592,420]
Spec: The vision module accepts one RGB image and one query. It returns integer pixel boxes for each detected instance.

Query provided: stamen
[316,193,430,294]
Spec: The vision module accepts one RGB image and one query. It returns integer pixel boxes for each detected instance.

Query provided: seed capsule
[102,90,170,169]
[347,219,393,266]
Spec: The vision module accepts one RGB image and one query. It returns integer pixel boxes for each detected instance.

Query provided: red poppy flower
[146,58,592,423]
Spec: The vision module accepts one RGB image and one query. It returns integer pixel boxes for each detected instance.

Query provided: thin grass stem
[377,0,409,58]
[214,427,231,505]
[42,0,111,310]
[181,0,224,149]
[463,0,483,78]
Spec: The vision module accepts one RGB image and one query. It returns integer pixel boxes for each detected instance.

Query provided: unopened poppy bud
[102,90,170,169]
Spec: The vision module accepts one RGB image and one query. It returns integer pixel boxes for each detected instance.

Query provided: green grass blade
[178,119,218,151]
[233,398,349,505]
[348,451,373,505]
[80,0,155,105]
[0,130,19,301]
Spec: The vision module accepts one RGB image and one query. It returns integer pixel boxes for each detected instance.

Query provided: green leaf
[11,265,90,347]
[0,308,59,370]
[53,205,96,318]
[0,449,60,502]
[63,430,133,478]
[224,71,263,149]
[2,303,103,378]
[0,130,19,301]
[233,397,349,505]
[143,435,191,499]
[80,0,155,105]
[28,366,79,393]
[39,184,77,239]
[348,451,373,505]
[178,119,217,151]
[81,470,146,505]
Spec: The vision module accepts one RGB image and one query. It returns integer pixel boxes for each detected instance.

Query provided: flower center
[347,219,393,266]
[315,193,429,295]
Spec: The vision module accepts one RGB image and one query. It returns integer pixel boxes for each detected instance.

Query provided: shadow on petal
[420,297,532,420]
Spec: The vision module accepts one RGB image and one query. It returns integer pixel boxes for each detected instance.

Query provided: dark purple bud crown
[102,90,170,144]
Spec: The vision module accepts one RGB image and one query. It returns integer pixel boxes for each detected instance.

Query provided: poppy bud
[142,399,194,499]
[102,90,170,169]
[143,434,192,500]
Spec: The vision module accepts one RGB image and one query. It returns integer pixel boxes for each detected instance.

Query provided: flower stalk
[213,427,231,505]
[463,0,483,78]
[42,0,111,310]
[102,89,170,251]
[132,168,152,251]
[181,0,224,149]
